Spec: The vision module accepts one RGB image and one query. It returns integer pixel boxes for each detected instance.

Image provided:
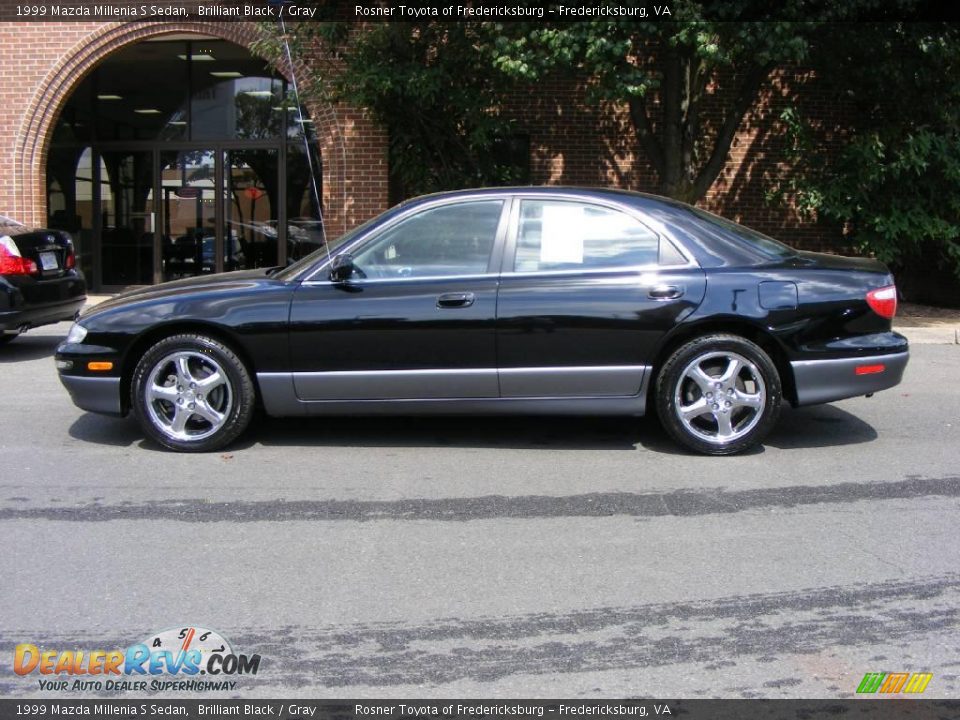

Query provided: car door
[496,195,706,397]
[288,197,508,400]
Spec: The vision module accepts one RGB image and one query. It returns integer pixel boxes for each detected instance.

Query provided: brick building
[0,19,839,291]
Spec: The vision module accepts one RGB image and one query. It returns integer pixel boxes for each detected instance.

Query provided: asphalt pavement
[1,321,958,699]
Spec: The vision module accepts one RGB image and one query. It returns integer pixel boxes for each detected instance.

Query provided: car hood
[80,268,280,319]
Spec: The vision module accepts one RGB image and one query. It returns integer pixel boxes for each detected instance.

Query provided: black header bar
[0,700,957,720]
[1,1,959,23]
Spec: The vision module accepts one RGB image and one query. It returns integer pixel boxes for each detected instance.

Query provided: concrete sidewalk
[81,294,959,345]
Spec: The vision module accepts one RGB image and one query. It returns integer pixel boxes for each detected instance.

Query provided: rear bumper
[0,297,86,334]
[58,374,123,417]
[790,350,909,406]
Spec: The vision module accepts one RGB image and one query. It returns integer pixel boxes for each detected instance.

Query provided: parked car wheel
[656,334,782,455]
[131,334,254,452]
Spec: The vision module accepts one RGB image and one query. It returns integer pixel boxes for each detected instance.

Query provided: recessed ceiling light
[97,94,123,100]
[168,121,187,126]
[177,54,216,61]
[210,71,244,78]
[242,90,274,98]
[134,108,162,114]
[272,106,298,112]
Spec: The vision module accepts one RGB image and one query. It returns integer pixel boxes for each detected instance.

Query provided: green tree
[254,21,528,201]
[491,10,823,202]
[778,22,960,280]
[254,3,925,212]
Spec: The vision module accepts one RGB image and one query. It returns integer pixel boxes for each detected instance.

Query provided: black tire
[655,333,782,456]
[131,333,255,452]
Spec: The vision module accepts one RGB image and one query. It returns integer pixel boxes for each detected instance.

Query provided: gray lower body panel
[58,374,124,416]
[293,368,498,400]
[499,365,646,397]
[259,367,651,417]
[790,351,909,406]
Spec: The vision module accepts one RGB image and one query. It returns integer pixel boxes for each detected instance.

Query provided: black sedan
[1,215,86,344]
[55,188,908,455]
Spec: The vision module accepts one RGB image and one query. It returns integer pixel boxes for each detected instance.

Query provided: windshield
[686,206,796,259]
[273,205,406,281]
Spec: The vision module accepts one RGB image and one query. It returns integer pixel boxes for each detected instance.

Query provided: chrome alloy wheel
[144,351,233,443]
[673,350,766,446]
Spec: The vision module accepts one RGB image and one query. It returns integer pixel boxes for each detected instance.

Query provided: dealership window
[46,37,323,290]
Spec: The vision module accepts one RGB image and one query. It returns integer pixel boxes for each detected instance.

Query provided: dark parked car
[54,188,908,455]
[1,214,86,344]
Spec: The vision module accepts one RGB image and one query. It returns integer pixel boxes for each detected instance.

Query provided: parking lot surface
[1,322,958,698]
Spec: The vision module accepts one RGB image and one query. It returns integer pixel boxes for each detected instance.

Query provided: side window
[352,200,503,279]
[513,200,662,273]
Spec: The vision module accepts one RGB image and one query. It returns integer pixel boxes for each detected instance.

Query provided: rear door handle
[648,284,684,300]
[437,292,475,308]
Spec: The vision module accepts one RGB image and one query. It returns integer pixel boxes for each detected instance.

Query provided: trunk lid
[2,226,75,281]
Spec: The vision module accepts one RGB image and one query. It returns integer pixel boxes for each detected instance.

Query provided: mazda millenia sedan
[54,188,908,455]
[1,214,86,344]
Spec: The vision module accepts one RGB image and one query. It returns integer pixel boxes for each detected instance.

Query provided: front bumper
[790,350,909,406]
[58,374,123,416]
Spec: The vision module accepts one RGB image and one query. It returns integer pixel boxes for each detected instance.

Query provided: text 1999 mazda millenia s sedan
[54,188,908,455]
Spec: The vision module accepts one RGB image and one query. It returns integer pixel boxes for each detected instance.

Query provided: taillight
[0,235,38,276]
[65,248,76,269]
[866,285,898,319]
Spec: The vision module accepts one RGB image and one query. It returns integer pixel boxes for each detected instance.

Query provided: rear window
[686,207,796,259]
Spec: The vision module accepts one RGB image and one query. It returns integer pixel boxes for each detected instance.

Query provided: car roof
[398,186,791,268]
[401,185,675,206]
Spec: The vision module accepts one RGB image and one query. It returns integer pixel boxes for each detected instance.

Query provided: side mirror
[329,253,356,283]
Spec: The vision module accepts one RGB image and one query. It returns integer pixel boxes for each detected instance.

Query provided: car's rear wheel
[656,334,782,455]
[131,333,254,452]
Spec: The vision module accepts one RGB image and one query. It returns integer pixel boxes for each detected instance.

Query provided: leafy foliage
[254,10,840,203]
[778,23,960,278]
[254,22,528,201]
[489,11,823,202]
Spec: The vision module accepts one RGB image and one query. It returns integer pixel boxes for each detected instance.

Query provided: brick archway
[15,20,347,233]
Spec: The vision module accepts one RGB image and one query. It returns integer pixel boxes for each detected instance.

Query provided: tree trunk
[627,55,772,205]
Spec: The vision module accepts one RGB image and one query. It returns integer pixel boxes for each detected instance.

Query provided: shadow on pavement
[68,414,142,447]
[68,403,878,454]
[0,333,64,363]
[232,414,647,452]
[766,404,878,449]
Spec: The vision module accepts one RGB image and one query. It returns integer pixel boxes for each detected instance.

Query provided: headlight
[65,323,88,344]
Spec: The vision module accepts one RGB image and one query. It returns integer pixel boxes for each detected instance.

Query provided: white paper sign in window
[540,204,585,264]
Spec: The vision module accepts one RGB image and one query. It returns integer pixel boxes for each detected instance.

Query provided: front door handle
[437,292,475,308]
[648,284,684,300]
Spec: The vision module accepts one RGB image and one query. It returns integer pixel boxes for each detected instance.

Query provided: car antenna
[278,16,329,267]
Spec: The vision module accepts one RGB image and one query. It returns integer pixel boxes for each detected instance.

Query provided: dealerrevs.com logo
[14,626,261,692]
[856,672,933,694]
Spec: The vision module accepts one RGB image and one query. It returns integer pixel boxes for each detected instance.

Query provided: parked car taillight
[0,235,38,276]
[65,248,76,270]
[866,285,898,319]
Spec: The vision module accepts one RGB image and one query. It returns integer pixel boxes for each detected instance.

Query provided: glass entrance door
[98,150,154,286]
[224,148,281,270]
[160,150,218,282]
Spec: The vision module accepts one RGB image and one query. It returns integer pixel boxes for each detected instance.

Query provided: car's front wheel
[655,333,782,455]
[131,333,254,452]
